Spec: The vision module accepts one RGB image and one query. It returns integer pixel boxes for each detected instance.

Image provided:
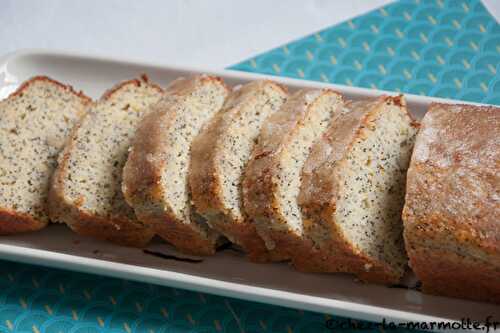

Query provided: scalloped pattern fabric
[1,0,498,332]
[0,262,418,333]
[231,0,500,105]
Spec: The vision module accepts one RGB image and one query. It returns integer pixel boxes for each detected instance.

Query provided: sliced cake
[122,75,230,255]
[297,96,418,284]
[49,76,163,247]
[403,103,500,303]
[243,89,345,261]
[0,76,91,234]
[189,80,288,262]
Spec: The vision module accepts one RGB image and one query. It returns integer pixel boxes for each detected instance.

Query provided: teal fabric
[231,0,500,105]
[1,0,498,332]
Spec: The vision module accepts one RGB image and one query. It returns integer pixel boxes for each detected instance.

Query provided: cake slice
[189,80,287,262]
[242,89,345,261]
[48,76,163,247]
[122,75,230,255]
[0,76,91,234]
[403,103,500,303]
[297,96,418,284]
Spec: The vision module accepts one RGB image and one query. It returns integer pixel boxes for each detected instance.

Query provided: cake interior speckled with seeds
[3,70,498,305]
[297,96,418,284]
[0,76,91,234]
[189,80,287,261]
[122,75,230,255]
[49,76,163,247]
[243,89,346,261]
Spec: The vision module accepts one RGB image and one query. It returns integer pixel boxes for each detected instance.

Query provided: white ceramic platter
[0,50,498,332]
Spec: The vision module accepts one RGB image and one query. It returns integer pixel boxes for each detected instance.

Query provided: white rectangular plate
[0,50,498,332]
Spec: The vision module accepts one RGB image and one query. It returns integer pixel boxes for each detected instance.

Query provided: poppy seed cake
[402,103,500,303]
[189,80,288,262]
[0,76,91,234]
[49,76,163,247]
[243,89,345,261]
[122,75,230,255]
[297,96,418,284]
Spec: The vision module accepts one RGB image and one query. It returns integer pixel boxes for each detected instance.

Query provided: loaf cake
[0,76,91,234]
[122,75,230,255]
[243,89,345,261]
[189,80,287,262]
[298,95,418,284]
[48,76,163,247]
[402,103,499,303]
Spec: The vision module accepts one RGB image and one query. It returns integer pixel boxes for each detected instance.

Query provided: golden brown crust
[0,209,47,235]
[408,246,500,304]
[189,80,288,262]
[165,74,229,98]
[293,240,401,284]
[224,222,289,262]
[403,103,500,302]
[100,74,163,102]
[48,76,161,247]
[296,95,414,284]
[0,76,92,235]
[136,208,220,256]
[49,181,154,247]
[122,75,229,255]
[9,76,92,105]
[121,109,166,208]
[200,211,289,262]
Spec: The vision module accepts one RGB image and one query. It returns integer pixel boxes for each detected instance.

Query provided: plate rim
[0,49,491,331]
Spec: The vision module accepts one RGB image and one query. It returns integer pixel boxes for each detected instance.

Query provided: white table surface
[1,0,499,70]
[0,0,398,69]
